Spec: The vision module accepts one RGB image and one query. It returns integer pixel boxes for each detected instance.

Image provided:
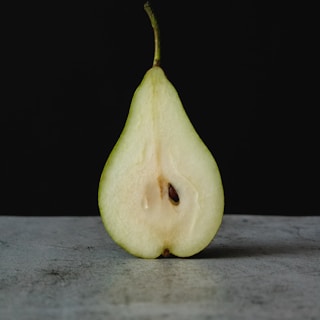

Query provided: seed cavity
[168,183,180,205]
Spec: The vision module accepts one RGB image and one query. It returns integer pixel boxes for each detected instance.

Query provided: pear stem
[144,2,161,67]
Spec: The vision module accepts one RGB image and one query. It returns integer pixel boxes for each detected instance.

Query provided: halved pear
[98,2,224,258]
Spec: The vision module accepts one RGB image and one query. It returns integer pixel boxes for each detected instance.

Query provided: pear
[98,2,224,258]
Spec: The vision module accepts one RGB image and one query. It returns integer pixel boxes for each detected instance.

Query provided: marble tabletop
[0,214,319,320]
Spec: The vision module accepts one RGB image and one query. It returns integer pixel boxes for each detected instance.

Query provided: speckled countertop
[0,215,319,320]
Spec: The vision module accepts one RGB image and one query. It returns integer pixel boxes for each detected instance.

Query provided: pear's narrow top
[144,1,161,67]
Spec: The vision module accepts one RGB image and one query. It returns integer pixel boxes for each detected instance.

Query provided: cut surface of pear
[98,66,224,258]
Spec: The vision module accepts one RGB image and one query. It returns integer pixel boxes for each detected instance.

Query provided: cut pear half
[98,3,224,258]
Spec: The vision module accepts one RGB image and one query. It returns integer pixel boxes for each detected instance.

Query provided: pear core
[98,67,224,258]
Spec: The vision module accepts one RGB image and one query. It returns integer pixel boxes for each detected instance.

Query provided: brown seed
[168,183,179,205]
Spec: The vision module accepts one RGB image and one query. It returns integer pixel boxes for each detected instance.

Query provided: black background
[2,1,318,216]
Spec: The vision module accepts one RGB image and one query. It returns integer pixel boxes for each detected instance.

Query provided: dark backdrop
[2,1,318,216]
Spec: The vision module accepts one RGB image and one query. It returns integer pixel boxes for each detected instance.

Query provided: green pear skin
[98,66,224,258]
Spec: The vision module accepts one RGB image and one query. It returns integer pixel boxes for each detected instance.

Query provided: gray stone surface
[0,215,319,320]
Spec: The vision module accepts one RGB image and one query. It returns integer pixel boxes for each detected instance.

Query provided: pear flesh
[98,66,224,258]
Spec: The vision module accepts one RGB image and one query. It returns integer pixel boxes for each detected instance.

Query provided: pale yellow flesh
[98,67,224,258]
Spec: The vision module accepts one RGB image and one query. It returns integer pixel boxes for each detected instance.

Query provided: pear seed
[168,183,179,205]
